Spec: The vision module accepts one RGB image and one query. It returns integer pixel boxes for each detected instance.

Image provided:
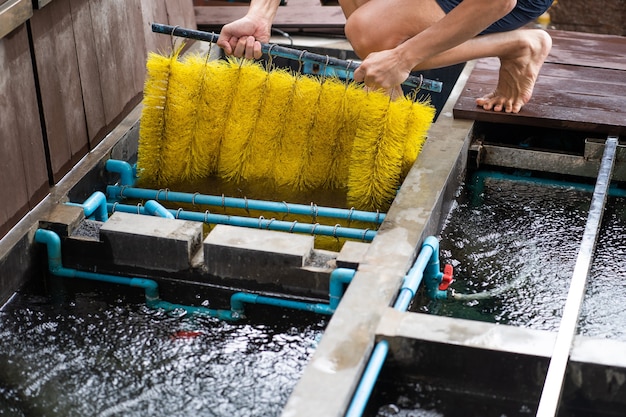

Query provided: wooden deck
[453,30,626,135]
[194,0,345,30]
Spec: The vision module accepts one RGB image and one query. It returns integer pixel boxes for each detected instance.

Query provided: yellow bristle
[401,99,435,177]
[218,59,268,181]
[194,57,242,177]
[136,49,436,212]
[299,78,346,190]
[274,74,323,188]
[242,67,295,181]
[326,83,362,189]
[347,92,410,211]
[159,57,200,182]
[137,47,183,187]
[179,54,222,180]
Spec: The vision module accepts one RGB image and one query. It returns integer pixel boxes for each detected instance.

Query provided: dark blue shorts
[435,0,554,34]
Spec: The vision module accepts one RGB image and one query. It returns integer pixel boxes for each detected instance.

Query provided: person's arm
[354,0,517,88]
[217,0,282,59]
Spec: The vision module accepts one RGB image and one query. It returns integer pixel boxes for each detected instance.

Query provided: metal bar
[151,23,443,93]
[536,135,619,417]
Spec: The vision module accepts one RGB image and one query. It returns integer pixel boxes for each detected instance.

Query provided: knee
[344,10,375,58]
[345,8,402,58]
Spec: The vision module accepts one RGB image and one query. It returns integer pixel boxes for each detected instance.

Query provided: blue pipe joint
[82,191,109,221]
[105,159,135,187]
[230,292,254,319]
[421,237,450,301]
[144,200,175,219]
[35,229,63,271]
[130,278,160,305]
[329,268,356,310]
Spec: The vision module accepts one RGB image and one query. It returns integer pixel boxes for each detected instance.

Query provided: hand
[352,49,413,90]
[217,16,271,59]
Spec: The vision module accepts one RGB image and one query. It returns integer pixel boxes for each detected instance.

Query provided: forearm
[246,0,282,23]
[397,0,516,68]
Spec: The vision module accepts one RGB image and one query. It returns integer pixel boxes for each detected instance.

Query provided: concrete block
[39,204,85,237]
[336,241,370,269]
[204,224,314,284]
[100,212,203,272]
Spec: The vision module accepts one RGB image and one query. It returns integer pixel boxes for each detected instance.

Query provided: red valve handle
[439,264,454,290]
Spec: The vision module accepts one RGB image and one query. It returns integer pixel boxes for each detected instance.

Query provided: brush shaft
[152,23,443,93]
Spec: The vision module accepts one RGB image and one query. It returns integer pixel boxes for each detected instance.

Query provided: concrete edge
[282,61,477,417]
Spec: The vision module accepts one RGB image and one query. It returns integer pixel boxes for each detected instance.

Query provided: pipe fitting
[144,200,175,219]
[105,159,135,187]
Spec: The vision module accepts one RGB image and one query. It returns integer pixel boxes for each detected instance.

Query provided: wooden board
[194,0,346,29]
[31,0,90,182]
[453,30,626,135]
[0,25,48,239]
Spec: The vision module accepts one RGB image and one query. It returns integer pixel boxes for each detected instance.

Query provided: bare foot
[476,29,552,113]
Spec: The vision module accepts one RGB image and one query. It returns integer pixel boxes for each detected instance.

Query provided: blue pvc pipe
[106,184,385,224]
[106,159,136,187]
[65,191,108,221]
[471,170,626,198]
[329,268,356,310]
[34,229,237,320]
[230,292,335,317]
[35,229,158,302]
[35,229,354,322]
[229,268,355,318]
[346,340,390,417]
[144,200,175,218]
[108,203,377,242]
[346,236,448,417]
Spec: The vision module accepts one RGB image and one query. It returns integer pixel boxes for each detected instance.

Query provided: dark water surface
[0,284,326,417]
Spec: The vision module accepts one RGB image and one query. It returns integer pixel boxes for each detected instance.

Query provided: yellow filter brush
[137,49,436,211]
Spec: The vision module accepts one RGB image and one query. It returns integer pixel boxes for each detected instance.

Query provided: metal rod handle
[152,23,443,94]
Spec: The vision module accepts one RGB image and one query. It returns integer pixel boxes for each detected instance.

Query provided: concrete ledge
[100,212,203,272]
[336,241,369,269]
[39,204,85,238]
[204,224,314,285]
[377,308,555,359]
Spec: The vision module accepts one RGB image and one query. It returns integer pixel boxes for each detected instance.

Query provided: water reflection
[421,177,626,340]
[0,287,326,416]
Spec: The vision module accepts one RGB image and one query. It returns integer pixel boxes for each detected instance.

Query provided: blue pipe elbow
[105,159,135,187]
[422,237,449,300]
[329,268,355,310]
[35,229,63,271]
[144,200,175,219]
[82,191,109,221]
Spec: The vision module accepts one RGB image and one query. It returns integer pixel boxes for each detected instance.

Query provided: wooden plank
[87,0,144,127]
[194,0,346,28]
[0,25,48,238]
[31,0,89,182]
[69,0,107,146]
[142,0,198,55]
[546,30,626,70]
[453,31,626,135]
[461,59,626,107]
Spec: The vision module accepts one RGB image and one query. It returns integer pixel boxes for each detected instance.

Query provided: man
[217,0,553,113]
